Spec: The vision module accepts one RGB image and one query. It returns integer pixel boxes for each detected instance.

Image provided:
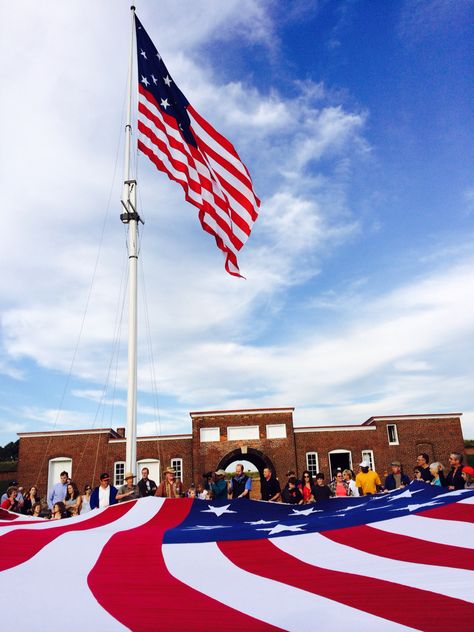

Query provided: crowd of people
[1,451,473,518]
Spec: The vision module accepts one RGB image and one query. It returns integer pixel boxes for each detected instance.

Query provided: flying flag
[1,483,473,630]
[135,15,260,278]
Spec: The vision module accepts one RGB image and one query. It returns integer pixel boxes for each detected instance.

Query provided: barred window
[306,452,319,477]
[114,461,125,487]
[171,458,183,483]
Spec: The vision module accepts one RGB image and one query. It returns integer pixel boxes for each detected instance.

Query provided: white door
[137,459,160,484]
[48,457,72,494]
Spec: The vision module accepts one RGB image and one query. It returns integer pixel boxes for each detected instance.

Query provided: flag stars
[140,49,147,59]
[160,98,170,110]
[163,75,172,87]
[156,52,161,60]
[141,75,150,87]
[151,75,158,85]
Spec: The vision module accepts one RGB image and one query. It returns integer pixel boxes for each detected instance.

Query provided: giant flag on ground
[0,483,473,630]
[135,15,260,278]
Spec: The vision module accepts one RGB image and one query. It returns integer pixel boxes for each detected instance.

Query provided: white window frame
[305,452,319,477]
[266,424,287,439]
[114,461,125,487]
[361,449,375,471]
[200,427,220,443]
[171,458,183,483]
[227,425,260,441]
[137,459,161,484]
[328,449,352,480]
[387,424,399,445]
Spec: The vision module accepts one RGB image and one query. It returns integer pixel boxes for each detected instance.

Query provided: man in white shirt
[90,472,118,509]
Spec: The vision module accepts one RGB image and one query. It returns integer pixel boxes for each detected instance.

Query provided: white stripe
[0,498,164,631]
[188,110,251,180]
[459,495,474,504]
[370,514,474,548]
[273,532,474,603]
[163,541,413,632]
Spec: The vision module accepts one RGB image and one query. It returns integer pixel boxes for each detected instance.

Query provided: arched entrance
[215,448,277,501]
[215,447,277,476]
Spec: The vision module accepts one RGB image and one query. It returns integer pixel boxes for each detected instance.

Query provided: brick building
[16,408,464,499]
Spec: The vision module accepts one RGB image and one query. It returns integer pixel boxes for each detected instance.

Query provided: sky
[1,0,473,447]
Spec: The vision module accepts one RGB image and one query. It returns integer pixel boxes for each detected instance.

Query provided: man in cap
[210,470,228,500]
[355,460,382,496]
[261,467,281,502]
[155,467,184,498]
[384,461,410,491]
[116,472,140,502]
[90,472,118,509]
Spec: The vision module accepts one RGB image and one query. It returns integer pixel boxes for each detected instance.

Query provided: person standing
[299,470,315,504]
[329,471,352,497]
[355,461,382,496]
[64,482,82,516]
[155,467,184,498]
[228,463,252,499]
[416,453,434,483]
[117,472,140,503]
[343,469,359,496]
[90,473,118,509]
[261,467,281,502]
[47,471,68,511]
[384,461,410,491]
[1,486,21,512]
[211,470,228,500]
[313,473,332,501]
[281,476,303,504]
[137,467,157,497]
[81,485,92,514]
[445,453,465,490]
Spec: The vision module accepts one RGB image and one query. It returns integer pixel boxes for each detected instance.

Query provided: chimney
[116,427,126,438]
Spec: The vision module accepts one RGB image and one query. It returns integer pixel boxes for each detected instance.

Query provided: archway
[215,447,277,476]
[215,447,277,500]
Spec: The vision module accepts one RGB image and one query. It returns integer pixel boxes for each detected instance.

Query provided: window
[266,424,287,439]
[387,424,399,445]
[200,427,220,442]
[306,452,319,477]
[227,425,259,441]
[361,450,375,471]
[171,458,183,482]
[114,461,125,487]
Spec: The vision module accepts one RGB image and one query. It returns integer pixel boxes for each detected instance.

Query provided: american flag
[0,483,473,630]
[135,15,260,278]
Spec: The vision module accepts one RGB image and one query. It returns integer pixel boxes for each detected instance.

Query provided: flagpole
[121,5,140,474]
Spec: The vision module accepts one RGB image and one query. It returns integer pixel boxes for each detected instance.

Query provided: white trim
[114,461,126,487]
[109,435,192,444]
[48,457,72,495]
[367,414,461,422]
[294,426,376,433]
[305,451,319,477]
[227,425,259,441]
[386,424,399,446]
[361,449,375,471]
[328,449,352,479]
[19,429,113,438]
[171,458,183,482]
[266,424,287,439]
[190,408,294,418]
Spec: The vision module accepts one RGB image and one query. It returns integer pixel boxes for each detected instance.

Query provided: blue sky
[1,0,473,447]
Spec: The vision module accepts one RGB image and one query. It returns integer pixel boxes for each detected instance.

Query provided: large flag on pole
[1,483,473,630]
[135,15,260,277]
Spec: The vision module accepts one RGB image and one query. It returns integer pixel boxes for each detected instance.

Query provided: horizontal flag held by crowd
[1,483,473,630]
[135,15,260,277]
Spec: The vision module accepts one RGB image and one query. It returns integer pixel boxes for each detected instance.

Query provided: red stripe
[88,499,280,631]
[0,502,134,571]
[417,503,474,523]
[218,538,474,630]
[188,105,243,160]
[137,137,244,252]
[322,524,474,571]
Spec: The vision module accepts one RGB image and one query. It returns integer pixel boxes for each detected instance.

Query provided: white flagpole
[121,5,139,474]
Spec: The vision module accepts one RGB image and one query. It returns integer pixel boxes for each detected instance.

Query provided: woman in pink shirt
[329,472,352,497]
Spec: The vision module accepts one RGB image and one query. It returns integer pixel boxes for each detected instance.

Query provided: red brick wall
[191,411,297,488]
